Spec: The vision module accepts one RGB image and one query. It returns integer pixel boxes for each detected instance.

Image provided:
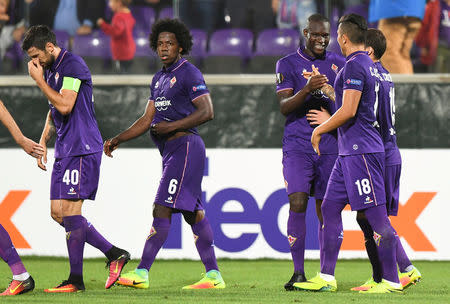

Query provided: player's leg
[315,199,324,270]
[0,224,34,296]
[181,209,225,289]
[294,157,347,292]
[282,151,315,289]
[385,163,420,288]
[350,211,381,291]
[46,199,86,293]
[117,204,172,289]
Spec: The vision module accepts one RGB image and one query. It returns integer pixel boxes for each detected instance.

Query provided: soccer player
[0,99,44,296]
[294,14,402,293]
[350,28,421,291]
[103,18,225,290]
[22,25,130,293]
[275,13,345,290]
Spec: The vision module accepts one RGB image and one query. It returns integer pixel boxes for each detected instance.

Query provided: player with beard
[275,13,345,290]
[22,25,130,293]
[104,18,225,290]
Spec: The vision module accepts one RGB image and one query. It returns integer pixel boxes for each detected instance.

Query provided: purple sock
[85,220,113,254]
[364,205,399,283]
[318,222,324,270]
[192,217,218,272]
[320,199,345,276]
[61,220,113,255]
[394,231,412,272]
[137,217,170,271]
[63,215,87,277]
[287,210,306,273]
[0,224,26,275]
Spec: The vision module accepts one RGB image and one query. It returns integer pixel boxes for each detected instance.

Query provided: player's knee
[152,204,172,219]
[289,192,308,213]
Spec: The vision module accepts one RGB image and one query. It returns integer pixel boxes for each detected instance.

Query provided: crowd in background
[0,0,448,74]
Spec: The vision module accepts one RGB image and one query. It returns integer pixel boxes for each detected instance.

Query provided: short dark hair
[22,25,57,51]
[307,13,329,26]
[365,28,386,59]
[338,13,367,44]
[149,18,193,55]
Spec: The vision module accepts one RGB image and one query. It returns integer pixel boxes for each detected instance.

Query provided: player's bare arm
[278,74,329,116]
[303,66,336,102]
[311,89,361,155]
[0,100,44,158]
[150,94,214,137]
[27,60,78,115]
[37,110,55,170]
[104,100,156,157]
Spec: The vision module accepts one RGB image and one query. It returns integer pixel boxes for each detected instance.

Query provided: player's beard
[42,52,55,70]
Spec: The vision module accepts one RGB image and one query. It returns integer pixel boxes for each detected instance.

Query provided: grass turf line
[0,258,448,303]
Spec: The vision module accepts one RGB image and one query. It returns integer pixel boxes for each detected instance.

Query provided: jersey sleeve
[276,59,294,92]
[342,59,366,92]
[60,57,90,88]
[185,68,210,101]
[149,75,157,102]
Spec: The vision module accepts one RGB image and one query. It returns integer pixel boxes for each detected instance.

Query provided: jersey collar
[346,50,367,62]
[297,46,327,61]
[50,48,67,72]
[163,57,186,73]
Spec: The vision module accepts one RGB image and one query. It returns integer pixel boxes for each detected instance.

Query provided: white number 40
[63,169,79,185]
[355,178,371,196]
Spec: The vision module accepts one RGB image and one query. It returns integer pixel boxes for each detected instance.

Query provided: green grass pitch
[0,258,449,303]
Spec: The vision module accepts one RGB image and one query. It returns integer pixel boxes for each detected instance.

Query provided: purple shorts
[154,135,205,212]
[50,152,102,200]
[385,163,401,216]
[324,153,386,211]
[282,150,337,199]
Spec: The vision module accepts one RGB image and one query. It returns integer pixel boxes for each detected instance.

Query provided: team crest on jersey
[331,64,338,73]
[55,72,60,83]
[147,226,157,240]
[288,235,297,247]
[193,234,199,243]
[68,187,77,195]
[276,73,284,84]
[373,231,382,246]
[170,76,177,88]
[364,196,374,204]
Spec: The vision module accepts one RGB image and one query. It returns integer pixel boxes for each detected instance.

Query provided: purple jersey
[276,47,345,154]
[149,58,209,153]
[373,61,402,166]
[333,51,384,155]
[44,49,103,158]
[439,0,450,47]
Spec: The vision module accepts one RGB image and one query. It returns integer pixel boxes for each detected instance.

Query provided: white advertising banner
[1,148,448,260]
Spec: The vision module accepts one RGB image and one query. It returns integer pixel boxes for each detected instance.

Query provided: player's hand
[311,128,322,156]
[307,107,331,126]
[27,60,44,83]
[104,137,120,158]
[150,121,175,136]
[305,74,328,94]
[36,141,48,171]
[302,64,321,79]
[18,136,45,159]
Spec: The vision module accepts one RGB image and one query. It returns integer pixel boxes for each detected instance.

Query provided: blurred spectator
[0,0,26,60]
[98,0,135,73]
[29,0,105,35]
[272,0,317,31]
[226,0,275,34]
[369,0,426,74]
[415,0,450,73]
[179,0,224,34]
[133,0,172,13]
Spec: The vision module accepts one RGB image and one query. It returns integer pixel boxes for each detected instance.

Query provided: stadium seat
[203,29,253,74]
[327,7,342,55]
[54,30,70,50]
[184,29,207,68]
[158,7,173,20]
[1,42,24,75]
[129,30,158,74]
[72,31,112,74]
[248,28,299,73]
[130,6,156,33]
